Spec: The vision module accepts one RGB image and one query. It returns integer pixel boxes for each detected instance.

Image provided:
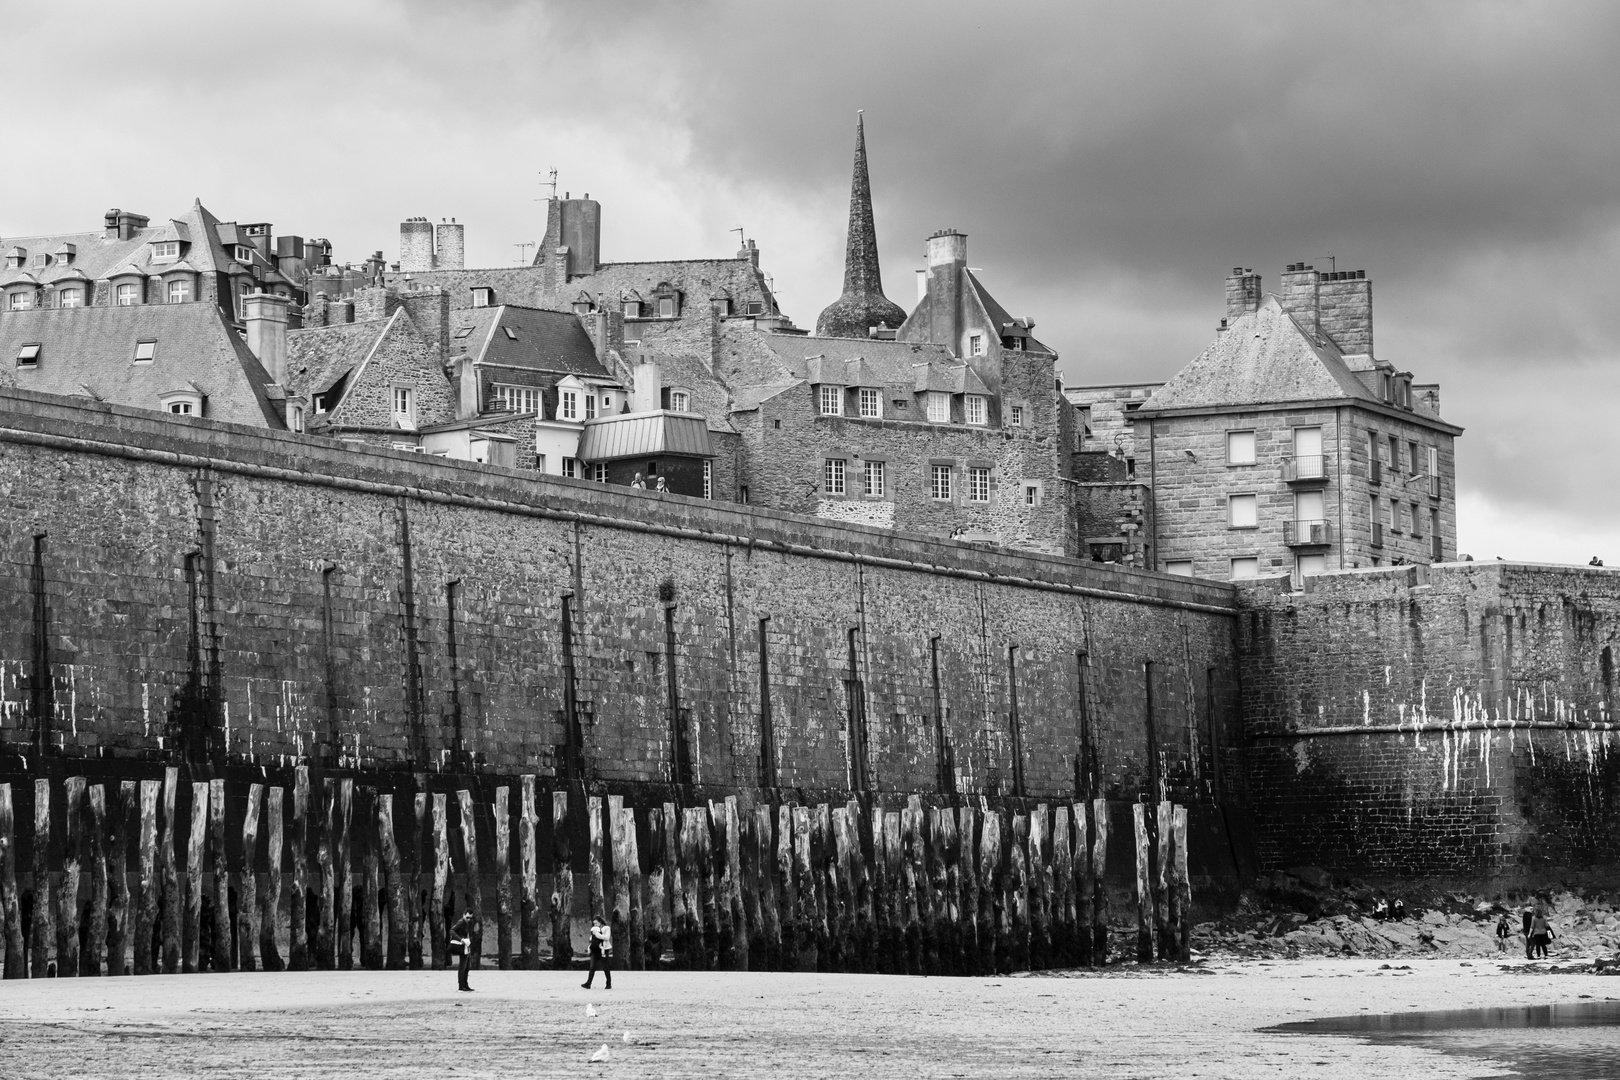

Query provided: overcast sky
[5,1,1617,563]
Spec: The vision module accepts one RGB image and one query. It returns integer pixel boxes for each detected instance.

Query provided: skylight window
[453,326,475,338]
[17,343,41,367]
[134,339,157,363]
[504,326,518,340]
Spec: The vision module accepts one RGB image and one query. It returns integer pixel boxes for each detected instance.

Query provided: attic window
[134,339,157,363]
[151,241,180,260]
[32,253,50,268]
[503,326,518,340]
[622,300,641,318]
[453,326,475,338]
[669,390,691,413]
[711,298,731,316]
[16,343,41,367]
[745,301,763,316]
[658,297,677,318]
[234,245,254,264]
[471,288,494,308]
[969,334,983,356]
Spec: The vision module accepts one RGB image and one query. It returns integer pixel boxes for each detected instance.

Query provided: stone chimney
[632,361,662,413]
[242,292,292,383]
[1224,267,1262,322]
[400,217,435,272]
[435,219,465,271]
[1279,263,1320,337]
[586,307,625,365]
[924,228,967,351]
[451,354,479,421]
[353,286,389,323]
[400,289,450,363]
[556,195,601,277]
[1317,269,1373,355]
[739,238,759,268]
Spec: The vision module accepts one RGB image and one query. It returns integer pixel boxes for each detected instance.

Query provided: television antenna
[514,241,535,265]
[538,168,558,200]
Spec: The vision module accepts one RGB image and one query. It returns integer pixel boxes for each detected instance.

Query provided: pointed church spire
[816,113,907,339]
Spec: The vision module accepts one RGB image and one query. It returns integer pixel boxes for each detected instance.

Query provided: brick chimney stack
[1224,267,1262,322]
[242,292,291,384]
[1317,269,1373,355]
[1279,263,1319,337]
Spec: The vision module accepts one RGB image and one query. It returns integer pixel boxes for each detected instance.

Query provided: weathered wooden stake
[411,791,428,970]
[358,788,382,970]
[831,806,854,972]
[725,796,746,972]
[883,810,905,973]
[645,803,669,968]
[289,768,309,971]
[57,775,84,978]
[900,798,922,975]
[753,804,777,970]
[1052,805,1073,968]
[977,808,999,976]
[1008,813,1030,973]
[1072,801,1091,967]
[868,805,887,972]
[0,785,24,979]
[622,807,644,970]
[518,777,538,969]
[108,781,133,977]
[183,781,207,973]
[791,805,813,967]
[431,793,449,969]
[586,794,604,926]
[313,778,334,970]
[1091,796,1109,966]
[32,778,53,979]
[1155,798,1173,962]
[776,804,796,970]
[676,807,703,968]
[1028,805,1050,971]
[937,805,960,976]
[379,793,408,969]
[456,790,481,968]
[208,778,230,972]
[159,769,180,975]
[84,783,107,976]
[240,783,261,973]
[334,779,353,970]
[608,795,629,949]
[263,785,284,972]
[492,786,512,970]
[661,802,681,969]
[695,806,718,969]
[1173,805,1192,964]
[1132,802,1154,962]
[135,780,159,976]
[956,805,978,976]
[549,790,571,969]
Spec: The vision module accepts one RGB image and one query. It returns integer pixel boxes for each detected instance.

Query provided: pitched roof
[965,271,1053,354]
[0,304,282,426]
[287,318,390,400]
[450,305,611,378]
[1142,295,1378,412]
[0,198,242,291]
[726,381,799,413]
[745,331,984,394]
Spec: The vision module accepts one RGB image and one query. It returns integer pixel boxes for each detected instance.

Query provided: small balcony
[1282,455,1328,484]
[1283,519,1333,546]
[1371,522,1384,548]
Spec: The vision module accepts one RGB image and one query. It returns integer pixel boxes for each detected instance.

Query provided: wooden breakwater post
[1027,805,1050,972]
[549,791,572,969]
[956,805,978,976]
[1051,804,1074,968]
[239,783,261,973]
[1154,798,1173,962]
[725,796,746,972]
[518,777,538,969]
[379,792,408,969]
[776,805,796,971]
[263,785,285,971]
[288,767,309,971]
[109,781,134,977]
[58,775,85,978]
[1132,802,1155,962]
[754,804,779,971]
[357,786,382,970]
[1008,811,1030,975]
[1091,797,1109,965]
[84,782,108,976]
[335,779,354,971]
[159,768,181,975]
[183,780,207,973]
[0,784,23,979]
[976,808,1000,976]
[587,795,605,926]
[645,803,670,969]
[134,779,158,976]
[622,804,645,970]
[32,778,52,978]
[608,796,630,964]
[1172,805,1191,963]
[494,785,513,970]
[456,790,481,968]
[209,778,230,972]
[431,793,449,969]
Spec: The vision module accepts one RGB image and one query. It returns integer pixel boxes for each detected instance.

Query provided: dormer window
[858,388,881,418]
[471,287,494,308]
[7,289,34,311]
[658,296,676,318]
[32,253,50,268]
[622,300,641,318]
[925,391,950,423]
[559,389,579,421]
[134,339,157,363]
[116,283,140,306]
[6,248,26,269]
[151,241,180,261]
[652,282,681,318]
[669,390,691,413]
[159,389,203,416]
[167,279,191,304]
[54,244,75,264]
[234,245,254,264]
[711,297,731,316]
[58,287,83,309]
[817,385,843,416]
[16,343,41,367]
[969,334,983,356]
[572,292,593,315]
[964,394,987,425]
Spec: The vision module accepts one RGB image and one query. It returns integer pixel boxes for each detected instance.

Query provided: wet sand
[0,957,1611,1078]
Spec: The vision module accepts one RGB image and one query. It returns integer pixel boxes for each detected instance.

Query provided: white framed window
[161,390,202,416]
[560,390,578,421]
[234,245,254,264]
[133,340,157,363]
[599,390,614,413]
[116,283,139,306]
[930,464,953,501]
[1427,446,1440,496]
[591,462,608,483]
[711,297,731,316]
[1023,481,1043,507]
[969,333,984,356]
[471,287,494,308]
[169,401,194,416]
[964,395,987,425]
[32,253,49,268]
[585,394,597,420]
[1010,404,1024,427]
[1165,560,1195,577]
[58,288,83,309]
[622,300,640,318]
[1296,553,1326,580]
[8,291,34,311]
[703,460,713,499]
[863,459,885,498]
[151,241,180,260]
[16,343,41,367]
[967,466,990,503]
[562,457,579,478]
[290,405,305,433]
[669,390,690,413]
[1226,429,1256,464]
[658,296,676,318]
[925,391,950,423]
[858,388,881,418]
[818,385,843,416]
[824,458,846,495]
[494,385,539,413]
[1228,493,1258,528]
[1230,557,1259,579]
[167,279,191,304]
[392,386,415,429]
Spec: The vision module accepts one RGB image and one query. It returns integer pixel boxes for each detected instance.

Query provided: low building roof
[450,304,611,378]
[577,410,714,461]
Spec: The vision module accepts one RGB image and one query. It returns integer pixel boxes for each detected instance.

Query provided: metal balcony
[1371,522,1384,548]
[1283,519,1333,546]
[1282,455,1328,483]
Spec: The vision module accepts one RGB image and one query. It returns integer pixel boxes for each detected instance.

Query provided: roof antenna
[538,168,558,201]
[1315,254,1336,272]
[731,226,745,246]
[514,241,535,265]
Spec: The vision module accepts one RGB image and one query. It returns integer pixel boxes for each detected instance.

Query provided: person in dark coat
[582,914,612,989]
[451,910,475,991]
[1522,906,1535,959]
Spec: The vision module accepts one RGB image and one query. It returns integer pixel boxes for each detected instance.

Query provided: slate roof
[564,258,777,315]
[965,271,1053,354]
[1142,295,1380,411]
[745,332,986,395]
[726,381,799,413]
[0,304,282,426]
[287,318,389,401]
[450,305,611,377]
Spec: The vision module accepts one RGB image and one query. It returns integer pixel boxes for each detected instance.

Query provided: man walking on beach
[582,914,612,990]
[451,910,476,992]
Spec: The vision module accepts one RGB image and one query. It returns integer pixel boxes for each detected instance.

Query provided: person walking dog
[451,910,475,992]
[582,914,612,990]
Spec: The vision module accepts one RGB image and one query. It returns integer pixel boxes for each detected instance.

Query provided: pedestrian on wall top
[582,914,613,990]
[631,472,646,489]
[451,910,475,992]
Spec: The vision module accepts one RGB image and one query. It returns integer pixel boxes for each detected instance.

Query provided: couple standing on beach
[1497,904,1556,958]
[446,912,614,992]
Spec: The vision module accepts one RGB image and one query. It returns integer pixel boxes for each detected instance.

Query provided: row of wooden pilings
[0,769,1194,978]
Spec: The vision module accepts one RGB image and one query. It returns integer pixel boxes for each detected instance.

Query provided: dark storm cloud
[3,0,1616,558]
